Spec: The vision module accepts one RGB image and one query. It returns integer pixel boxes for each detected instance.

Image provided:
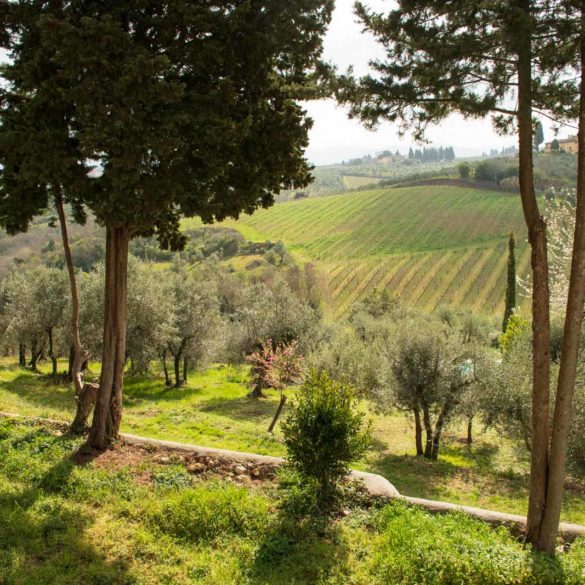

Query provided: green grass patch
[1,418,584,584]
[1,358,585,525]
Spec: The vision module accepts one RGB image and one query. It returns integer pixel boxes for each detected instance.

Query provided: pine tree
[503,233,517,332]
[336,0,581,555]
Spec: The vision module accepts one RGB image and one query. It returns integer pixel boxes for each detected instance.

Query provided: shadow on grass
[0,430,132,584]
[0,372,74,413]
[249,514,349,584]
[199,395,279,421]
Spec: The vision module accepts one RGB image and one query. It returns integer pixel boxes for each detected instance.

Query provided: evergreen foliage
[503,233,517,332]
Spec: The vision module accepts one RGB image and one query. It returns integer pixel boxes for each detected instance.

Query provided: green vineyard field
[184,185,530,317]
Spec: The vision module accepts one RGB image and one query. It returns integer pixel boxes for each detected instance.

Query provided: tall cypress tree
[503,232,517,332]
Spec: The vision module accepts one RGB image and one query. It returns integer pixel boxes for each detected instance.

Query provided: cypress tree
[503,232,517,332]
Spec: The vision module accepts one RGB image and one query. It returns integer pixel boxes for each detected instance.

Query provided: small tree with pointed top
[503,233,517,332]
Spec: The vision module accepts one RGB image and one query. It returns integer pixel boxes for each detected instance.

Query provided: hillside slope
[203,185,530,316]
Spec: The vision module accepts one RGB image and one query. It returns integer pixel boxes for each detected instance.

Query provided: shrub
[281,370,371,509]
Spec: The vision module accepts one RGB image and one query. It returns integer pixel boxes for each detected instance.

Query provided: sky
[303,0,522,166]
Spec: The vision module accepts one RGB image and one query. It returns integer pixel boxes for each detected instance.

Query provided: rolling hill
[195,184,531,317]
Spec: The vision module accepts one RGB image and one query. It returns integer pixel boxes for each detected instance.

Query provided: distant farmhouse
[544,135,578,154]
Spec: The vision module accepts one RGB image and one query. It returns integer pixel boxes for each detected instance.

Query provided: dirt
[71,439,279,486]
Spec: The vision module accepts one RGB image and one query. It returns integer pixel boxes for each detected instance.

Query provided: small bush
[281,369,371,510]
[150,482,269,542]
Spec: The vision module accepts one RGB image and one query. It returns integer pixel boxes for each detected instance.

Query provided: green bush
[150,482,269,542]
[281,370,371,509]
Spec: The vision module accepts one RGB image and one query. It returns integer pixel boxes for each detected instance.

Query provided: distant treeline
[408,146,456,162]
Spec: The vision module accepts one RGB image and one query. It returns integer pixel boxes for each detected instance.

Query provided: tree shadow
[248,514,350,584]
[198,395,279,422]
[0,429,133,584]
[0,372,75,412]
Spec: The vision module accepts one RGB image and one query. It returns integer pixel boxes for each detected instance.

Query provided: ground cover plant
[1,359,585,526]
[1,416,584,585]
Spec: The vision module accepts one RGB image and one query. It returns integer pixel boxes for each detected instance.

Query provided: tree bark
[87,225,130,450]
[268,393,287,433]
[536,26,585,555]
[174,352,181,387]
[422,402,433,459]
[55,193,96,433]
[414,407,424,456]
[18,344,26,368]
[467,417,473,445]
[162,351,171,386]
[183,357,188,383]
[47,327,57,376]
[29,338,39,371]
[512,1,552,549]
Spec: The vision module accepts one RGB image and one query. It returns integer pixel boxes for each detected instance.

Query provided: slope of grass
[1,417,585,585]
[186,185,530,316]
[2,359,585,525]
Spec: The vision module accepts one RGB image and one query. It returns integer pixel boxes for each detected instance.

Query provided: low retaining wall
[2,412,585,542]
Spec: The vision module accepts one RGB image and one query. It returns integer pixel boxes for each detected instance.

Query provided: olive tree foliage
[165,273,222,388]
[0,0,334,450]
[2,265,69,373]
[125,260,176,375]
[222,277,319,364]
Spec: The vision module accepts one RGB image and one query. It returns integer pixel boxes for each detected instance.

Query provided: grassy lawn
[1,358,585,524]
[1,417,584,585]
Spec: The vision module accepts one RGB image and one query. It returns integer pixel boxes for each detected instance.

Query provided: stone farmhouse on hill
[544,135,578,154]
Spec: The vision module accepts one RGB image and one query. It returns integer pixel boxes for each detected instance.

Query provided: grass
[1,358,585,526]
[184,185,531,316]
[1,416,585,585]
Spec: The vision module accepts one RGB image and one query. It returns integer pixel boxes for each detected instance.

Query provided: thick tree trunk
[414,407,424,456]
[47,327,57,376]
[162,351,171,386]
[512,2,553,550]
[268,393,287,433]
[422,403,433,459]
[87,226,130,450]
[536,29,585,555]
[55,193,96,432]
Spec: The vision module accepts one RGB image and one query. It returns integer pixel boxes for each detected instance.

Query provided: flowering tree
[247,339,304,432]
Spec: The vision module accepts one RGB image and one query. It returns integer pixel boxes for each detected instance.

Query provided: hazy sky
[304,0,522,165]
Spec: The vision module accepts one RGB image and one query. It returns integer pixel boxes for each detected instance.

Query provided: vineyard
[191,185,531,317]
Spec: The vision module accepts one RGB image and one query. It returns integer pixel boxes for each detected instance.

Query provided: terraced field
[186,185,530,316]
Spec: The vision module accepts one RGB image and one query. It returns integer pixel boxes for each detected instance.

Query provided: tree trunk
[414,407,424,456]
[536,26,585,555]
[183,357,188,383]
[67,345,74,381]
[55,193,95,432]
[29,338,39,371]
[162,351,171,386]
[268,393,287,433]
[174,352,182,387]
[431,394,458,461]
[18,344,26,368]
[511,2,552,550]
[87,225,130,450]
[467,417,473,445]
[422,403,433,459]
[47,327,57,376]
